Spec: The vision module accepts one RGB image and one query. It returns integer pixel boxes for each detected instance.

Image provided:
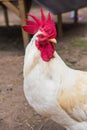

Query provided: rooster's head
[23,8,57,62]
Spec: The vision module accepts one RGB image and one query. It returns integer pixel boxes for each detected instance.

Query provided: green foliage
[72,39,87,48]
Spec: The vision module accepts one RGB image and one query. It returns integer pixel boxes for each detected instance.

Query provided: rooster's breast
[24,65,58,116]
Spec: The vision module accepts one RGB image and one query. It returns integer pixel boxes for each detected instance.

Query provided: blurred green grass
[72,39,87,48]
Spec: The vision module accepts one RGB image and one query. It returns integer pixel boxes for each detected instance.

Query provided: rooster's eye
[37,34,48,42]
[38,34,45,39]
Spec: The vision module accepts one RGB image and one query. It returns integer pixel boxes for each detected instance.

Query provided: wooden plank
[2,1,20,16]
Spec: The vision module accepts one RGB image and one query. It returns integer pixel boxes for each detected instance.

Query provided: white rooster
[23,8,87,130]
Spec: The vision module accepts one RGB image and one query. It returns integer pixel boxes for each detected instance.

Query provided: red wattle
[36,41,54,62]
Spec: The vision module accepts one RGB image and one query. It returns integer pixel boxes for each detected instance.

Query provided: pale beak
[49,38,57,44]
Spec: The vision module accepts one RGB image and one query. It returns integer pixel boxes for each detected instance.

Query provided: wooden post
[57,14,62,38]
[2,4,9,26]
[18,0,32,48]
[74,9,78,24]
[2,1,20,16]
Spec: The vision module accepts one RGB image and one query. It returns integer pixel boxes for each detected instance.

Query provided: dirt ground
[0,6,87,130]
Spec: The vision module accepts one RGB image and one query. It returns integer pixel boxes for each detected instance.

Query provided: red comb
[40,8,46,21]
[23,8,57,37]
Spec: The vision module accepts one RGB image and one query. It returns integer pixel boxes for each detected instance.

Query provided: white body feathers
[23,32,87,130]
